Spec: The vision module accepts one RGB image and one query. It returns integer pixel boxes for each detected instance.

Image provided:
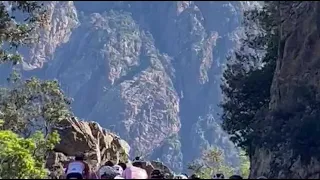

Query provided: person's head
[151,169,164,179]
[213,173,225,179]
[132,156,143,167]
[190,174,200,179]
[113,165,123,175]
[118,162,127,170]
[75,152,85,161]
[132,161,143,168]
[100,173,113,179]
[99,166,116,179]
[229,175,243,179]
[104,160,114,167]
[174,174,188,179]
[133,156,141,162]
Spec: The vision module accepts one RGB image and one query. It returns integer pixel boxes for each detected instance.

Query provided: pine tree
[220,2,279,152]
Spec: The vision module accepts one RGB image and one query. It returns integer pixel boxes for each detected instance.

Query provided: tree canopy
[0,1,70,178]
[0,76,71,137]
[220,2,279,153]
[188,147,249,179]
[0,128,60,179]
[0,1,48,65]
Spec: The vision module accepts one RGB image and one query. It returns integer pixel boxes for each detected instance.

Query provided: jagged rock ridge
[9,1,256,172]
[47,117,173,179]
[45,10,182,170]
[47,116,129,178]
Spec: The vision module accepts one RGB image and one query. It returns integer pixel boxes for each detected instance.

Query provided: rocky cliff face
[47,116,130,178]
[250,1,320,178]
[21,1,79,70]
[11,1,254,172]
[47,116,173,179]
[44,11,181,170]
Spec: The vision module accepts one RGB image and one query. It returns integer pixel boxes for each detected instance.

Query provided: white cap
[114,175,124,179]
[99,166,115,177]
[113,165,124,175]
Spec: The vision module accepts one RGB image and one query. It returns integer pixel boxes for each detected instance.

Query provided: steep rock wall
[7,1,256,172]
[250,2,320,178]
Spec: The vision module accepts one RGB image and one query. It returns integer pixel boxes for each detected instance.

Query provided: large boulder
[46,116,130,178]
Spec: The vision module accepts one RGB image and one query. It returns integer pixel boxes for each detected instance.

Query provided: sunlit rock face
[7,1,256,172]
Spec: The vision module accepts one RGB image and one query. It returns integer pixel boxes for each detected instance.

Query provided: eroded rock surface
[46,117,130,178]
[21,1,79,70]
[10,1,257,171]
[250,2,320,179]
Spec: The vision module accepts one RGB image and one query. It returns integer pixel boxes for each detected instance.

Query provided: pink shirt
[122,166,148,179]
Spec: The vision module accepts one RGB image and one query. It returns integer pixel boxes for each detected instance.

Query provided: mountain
[1,1,257,172]
[250,1,320,178]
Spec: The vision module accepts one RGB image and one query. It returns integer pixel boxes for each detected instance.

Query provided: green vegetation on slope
[221,2,320,170]
[0,1,47,65]
[188,147,250,178]
[0,76,71,137]
[0,126,60,178]
[0,1,71,178]
[239,150,250,178]
[220,2,279,153]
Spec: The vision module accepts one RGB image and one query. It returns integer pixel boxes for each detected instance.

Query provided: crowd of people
[63,153,267,179]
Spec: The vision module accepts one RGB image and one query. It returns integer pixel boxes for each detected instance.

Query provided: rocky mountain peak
[7,1,257,172]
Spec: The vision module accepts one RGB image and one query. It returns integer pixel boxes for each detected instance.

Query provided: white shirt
[114,175,124,179]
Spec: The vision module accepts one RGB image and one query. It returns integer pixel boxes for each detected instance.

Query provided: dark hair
[132,161,143,168]
[151,169,164,179]
[118,162,127,170]
[75,156,84,161]
[190,174,200,179]
[75,153,84,161]
[151,169,161,175]
[134,156,141,161]
[229,175,243,179]
[216,173,225,179]
[104,160,114,167]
